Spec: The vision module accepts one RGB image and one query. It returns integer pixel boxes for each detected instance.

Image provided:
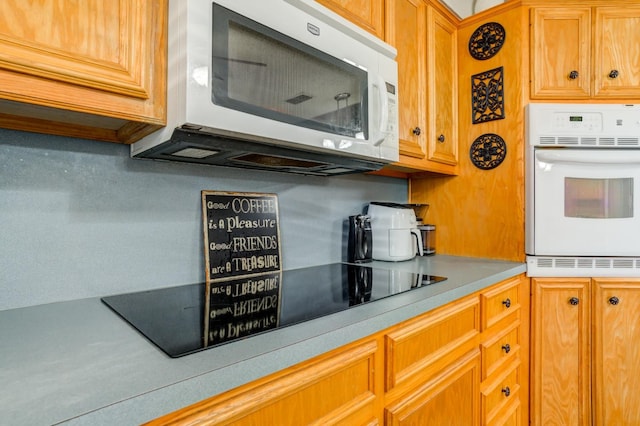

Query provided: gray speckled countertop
[0,255,525,425]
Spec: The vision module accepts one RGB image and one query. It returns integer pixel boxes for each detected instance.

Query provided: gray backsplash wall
[0,129,407,311]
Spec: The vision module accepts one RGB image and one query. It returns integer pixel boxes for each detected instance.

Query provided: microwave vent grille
[537,136,640,147]
[528,256,640,277]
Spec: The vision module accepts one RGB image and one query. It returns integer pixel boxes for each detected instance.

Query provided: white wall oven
[526,103,640,276]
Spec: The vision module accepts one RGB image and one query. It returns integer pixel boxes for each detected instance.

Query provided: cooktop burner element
[102,263,446,357]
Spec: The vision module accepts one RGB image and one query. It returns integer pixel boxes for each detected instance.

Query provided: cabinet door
[0,0,166,143]
[315,0,384,39]
[593,7,640,98]
[385,349,480,426]
[425,5,457,167]
[530,8,591,99]
[386,0,427,161]
[147,340,380,425]
[592,278,640,426]
[530,278,591,426]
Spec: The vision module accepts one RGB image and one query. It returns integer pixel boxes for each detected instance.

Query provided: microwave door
[211,3,369,141]
[533,149,640,256]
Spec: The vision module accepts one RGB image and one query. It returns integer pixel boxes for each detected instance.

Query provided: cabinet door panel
[315,0,384,39]
[530,278,590,426]
[593,279,640,426]
[426,6,457,166]
[386,0,427,160]
[385,349,480,426]
[594,8,640,98]
[530,8,591,98]
[0,0,150,98]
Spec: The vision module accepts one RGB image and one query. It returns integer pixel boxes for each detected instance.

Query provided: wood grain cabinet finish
[0,0,167,143]
[531,6,640,99]
[385,0,458,175]
[148,274,529,425]
[385,349,481,426]
[530,277,591,426]
[592,278,640,426]
[532,277,640,426]
[145,339,380,426]
[315,0,385,39]
[384,293,480,393]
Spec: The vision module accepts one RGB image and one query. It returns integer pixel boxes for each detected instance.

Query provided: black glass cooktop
[102,263,446,357]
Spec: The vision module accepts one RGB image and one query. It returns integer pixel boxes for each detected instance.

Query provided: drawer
[385,294,480,392]
[481,319,520,380]
[482,359,521,425]
[481,277,521,330]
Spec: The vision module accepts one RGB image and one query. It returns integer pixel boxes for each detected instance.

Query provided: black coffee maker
[347,214,372,263]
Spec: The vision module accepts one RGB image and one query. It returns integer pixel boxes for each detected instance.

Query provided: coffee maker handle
[411,228,424,256]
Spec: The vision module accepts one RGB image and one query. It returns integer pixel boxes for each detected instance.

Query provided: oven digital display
[569,116,583,122]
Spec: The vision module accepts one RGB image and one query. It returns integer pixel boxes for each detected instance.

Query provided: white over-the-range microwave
[131,0,399,176]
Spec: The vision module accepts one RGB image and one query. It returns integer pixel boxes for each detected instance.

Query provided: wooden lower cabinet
[531,277,640,426]
[148,274,529,425]
[385,349,481,426]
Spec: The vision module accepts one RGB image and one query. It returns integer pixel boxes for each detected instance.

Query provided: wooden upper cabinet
[426,5,457,167]
[386,0,428,162]
[0,0,167,143]
[531,6,640,99]
[315,0,385,39]
[530,7,591,98]
[385,0,458,175]
[593,7,640,98]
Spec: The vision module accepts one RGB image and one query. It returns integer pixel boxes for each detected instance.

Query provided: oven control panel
[552,111,603,132]
[528,103,640,147]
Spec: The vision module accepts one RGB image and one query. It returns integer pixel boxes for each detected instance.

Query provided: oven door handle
[536,150,640,165]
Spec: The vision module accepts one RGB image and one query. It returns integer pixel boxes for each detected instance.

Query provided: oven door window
[211,4,368,139]
[565,177,633,218]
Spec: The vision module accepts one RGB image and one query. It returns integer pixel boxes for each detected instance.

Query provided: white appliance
[131,0,399,176]
[366,203,423,262]
[526,103,640,276]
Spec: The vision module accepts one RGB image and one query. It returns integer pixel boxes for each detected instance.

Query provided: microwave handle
[536,150,640,165]
[371,75,389,146]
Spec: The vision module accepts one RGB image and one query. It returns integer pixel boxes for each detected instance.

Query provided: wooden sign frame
[201,191,283,347]
[201,191,282,282]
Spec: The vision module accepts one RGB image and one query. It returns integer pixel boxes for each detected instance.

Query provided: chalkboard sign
[204,271,282,347]
[201,191,282,281]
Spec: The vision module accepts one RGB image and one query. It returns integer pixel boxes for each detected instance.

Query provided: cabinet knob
[569,70,579,80]
[502,298,511,308]
[502,343,511,354]
[569,297,580,306]
[437,134,445,143]
[502,386,511,397]
[609,69,619,79]
[609,296,620,305]
[412,127,422,136]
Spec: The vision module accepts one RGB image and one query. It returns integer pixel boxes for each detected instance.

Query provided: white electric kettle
[366,202,423,261]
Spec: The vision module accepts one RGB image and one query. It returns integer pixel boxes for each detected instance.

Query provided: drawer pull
[569,297,579,306]
[502,386,511,397]
[568,70,579,80]
[609,296,620,305]
[502,298,511,308]
[502,343,511,354]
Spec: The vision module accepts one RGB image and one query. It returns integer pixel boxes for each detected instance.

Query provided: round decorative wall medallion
[468,22,506,60]
[470,133,507,170]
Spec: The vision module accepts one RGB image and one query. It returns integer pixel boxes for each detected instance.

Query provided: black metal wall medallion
[470,133,507,170]
[472,66,505,124]
[468,22,506,60]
